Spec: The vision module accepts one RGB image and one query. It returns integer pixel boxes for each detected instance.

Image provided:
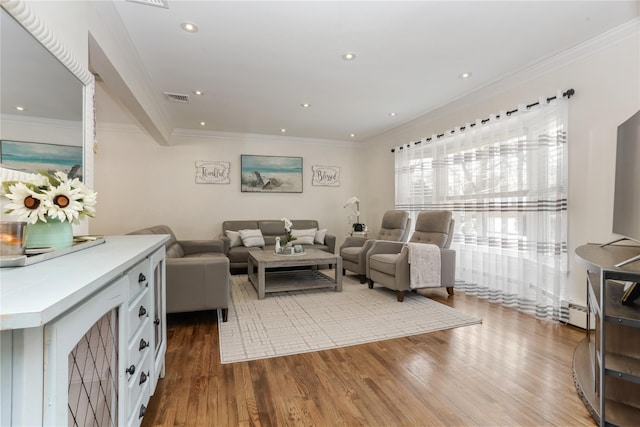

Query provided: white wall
[15,2,639,306]
[91,84,366,244]
[1,116,82,146]
[361,20,640,305]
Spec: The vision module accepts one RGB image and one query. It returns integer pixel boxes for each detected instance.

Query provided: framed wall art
[241,154,303,193]
[0,140,83,180]
[311,165,340,187]
[195,160,230,184]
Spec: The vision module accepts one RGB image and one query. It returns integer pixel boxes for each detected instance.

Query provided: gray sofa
[220,220,336,269]
[129,225,230,321]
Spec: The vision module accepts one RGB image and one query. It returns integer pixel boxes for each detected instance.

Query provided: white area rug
[218,274,482,364]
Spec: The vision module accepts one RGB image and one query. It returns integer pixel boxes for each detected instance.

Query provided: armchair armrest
[218,234,231,254]
[165,256,230,313]
[324,234,337,254]
[366,240,406,277]
[367,240,405,256]
[179,239,225,255]
[395,246,455,287]
[340,236,367,250]
[440,248,456,286]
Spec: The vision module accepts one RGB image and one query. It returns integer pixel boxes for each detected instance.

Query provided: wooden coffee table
[247,248,342,299]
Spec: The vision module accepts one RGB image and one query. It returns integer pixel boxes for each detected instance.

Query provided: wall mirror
[0,4,92,183]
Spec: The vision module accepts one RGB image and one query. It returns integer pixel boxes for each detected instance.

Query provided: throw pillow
[291,228,317,245]
[315,228,328,244]
[239,229,265,248]
[225,230,242,248]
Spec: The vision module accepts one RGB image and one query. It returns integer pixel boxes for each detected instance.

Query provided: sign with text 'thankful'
[195,161,230,184]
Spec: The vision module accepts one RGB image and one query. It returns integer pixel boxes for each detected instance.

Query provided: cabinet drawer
[128,287,151,336]
[127,316,152,369]
[127,353,152,427]
[127,258,151,302]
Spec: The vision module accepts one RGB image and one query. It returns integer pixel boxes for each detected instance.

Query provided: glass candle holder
[0,221,27,256]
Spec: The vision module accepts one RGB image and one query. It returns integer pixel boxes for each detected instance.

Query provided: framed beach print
[0,140,83,180]
[241,154,303,193]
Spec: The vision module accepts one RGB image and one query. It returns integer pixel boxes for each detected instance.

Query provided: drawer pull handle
[139,404,146,419]
[154,317,160,326]
[139,338,149,351]
[139,306,147,317]
[139,371,149,385]
[138,273,146,283]
[126,364,136,375]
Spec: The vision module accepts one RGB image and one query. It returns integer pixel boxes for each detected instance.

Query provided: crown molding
[376,17,640,144]
[96,121,145,134]
[170,128,355,147]
[3,114,82,130]
[486,16,640,95]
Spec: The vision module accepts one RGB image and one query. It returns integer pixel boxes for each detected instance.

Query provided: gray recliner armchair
[340,210,411,283]
[129,225,231,321]
[366,211,456,302]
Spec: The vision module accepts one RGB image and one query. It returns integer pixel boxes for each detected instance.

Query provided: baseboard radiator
[560,301,595,330]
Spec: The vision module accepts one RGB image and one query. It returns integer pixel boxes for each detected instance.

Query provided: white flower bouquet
[280,217,297,244]
[344,196,361,227]
[2,170,97,224]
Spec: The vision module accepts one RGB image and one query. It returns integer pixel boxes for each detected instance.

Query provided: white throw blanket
[406,243,441,289]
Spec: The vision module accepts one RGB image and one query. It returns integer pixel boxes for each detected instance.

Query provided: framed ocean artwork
[241,155,303,193]
[0,140,83,180]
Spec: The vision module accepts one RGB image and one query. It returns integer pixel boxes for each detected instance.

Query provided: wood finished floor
[142,274,596,427]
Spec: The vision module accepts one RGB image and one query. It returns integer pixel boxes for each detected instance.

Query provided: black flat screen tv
[611,109,640,266]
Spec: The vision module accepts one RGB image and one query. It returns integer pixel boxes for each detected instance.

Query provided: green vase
[25,218,73,250]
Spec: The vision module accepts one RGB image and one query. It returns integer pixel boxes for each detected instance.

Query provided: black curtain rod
[391,88,575,152]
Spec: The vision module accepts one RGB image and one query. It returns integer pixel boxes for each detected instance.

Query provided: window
[395,98,569,320]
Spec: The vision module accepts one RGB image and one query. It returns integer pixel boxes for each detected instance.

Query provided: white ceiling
[107,0,640,142]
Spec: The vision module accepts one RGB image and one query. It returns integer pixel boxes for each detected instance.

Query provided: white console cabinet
[0,235,168,426]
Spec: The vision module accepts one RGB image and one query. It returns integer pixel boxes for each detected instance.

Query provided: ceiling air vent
[164,92,190,104]
[125,0,169,9]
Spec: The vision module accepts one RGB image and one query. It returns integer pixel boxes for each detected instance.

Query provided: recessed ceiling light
[15,106,25,111]
[181,22,198,33]
[459,72,472,79]
[389,112,397,117]
[281,128,287,133]
[342,52,356,61]
[301,103,311,108]
[200,121,206,126]
[193,90,204,96]
[350,133,356,138]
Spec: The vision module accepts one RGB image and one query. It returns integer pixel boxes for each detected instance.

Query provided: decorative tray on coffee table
[274,250,307,256]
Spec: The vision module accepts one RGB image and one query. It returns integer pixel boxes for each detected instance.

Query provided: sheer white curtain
[395,93,569,320]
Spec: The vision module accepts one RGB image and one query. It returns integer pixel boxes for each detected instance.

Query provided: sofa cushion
[369,253,400,275]
[291,228,317,245]
[264,235,287,245]
[410,211,452,248]
[315,228,327,244]
[183,252,227,259]
[291,220,319,230]
[227,246,258,264]
[239,229,265,247]
[341,246,361,263]
[258,220,286,235]
[225,230,242,248]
